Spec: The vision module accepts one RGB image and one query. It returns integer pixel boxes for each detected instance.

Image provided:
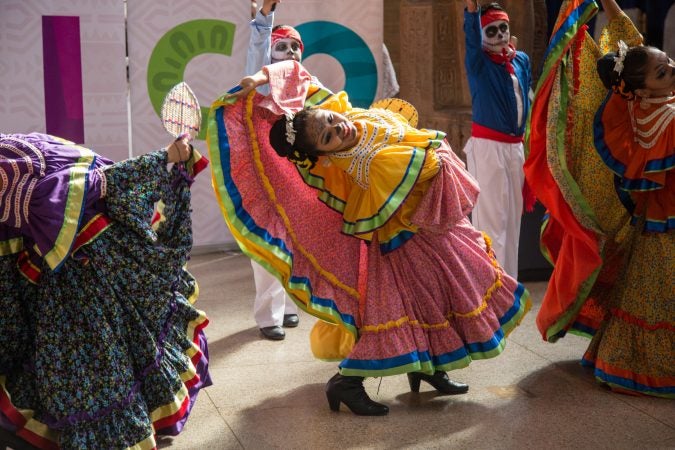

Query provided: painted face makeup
[482,20,510,54]
[271,38,302,63]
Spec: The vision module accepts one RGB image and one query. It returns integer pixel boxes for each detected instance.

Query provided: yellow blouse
[297,92,445,252]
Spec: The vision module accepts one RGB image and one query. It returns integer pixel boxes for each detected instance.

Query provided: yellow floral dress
[525,0,673,397]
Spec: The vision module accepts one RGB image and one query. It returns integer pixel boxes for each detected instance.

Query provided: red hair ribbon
[480,9,509,28]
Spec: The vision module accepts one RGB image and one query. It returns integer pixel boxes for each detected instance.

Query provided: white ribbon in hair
[284,113,296,145]
[613,40,628,76]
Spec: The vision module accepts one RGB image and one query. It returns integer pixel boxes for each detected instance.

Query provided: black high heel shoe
[407,371,469,395]
[325,373,389,416]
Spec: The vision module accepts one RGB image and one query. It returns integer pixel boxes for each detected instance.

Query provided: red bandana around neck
[486,44,516,74]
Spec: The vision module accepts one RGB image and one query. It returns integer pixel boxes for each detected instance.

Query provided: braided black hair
[268,108,319,169]
[597,46,652,97]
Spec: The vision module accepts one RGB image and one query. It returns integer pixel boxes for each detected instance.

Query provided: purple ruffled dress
[0,133,211,449]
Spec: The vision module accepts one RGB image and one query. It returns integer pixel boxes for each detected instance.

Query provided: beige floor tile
[4,251,672,450]
[164,252,674,450]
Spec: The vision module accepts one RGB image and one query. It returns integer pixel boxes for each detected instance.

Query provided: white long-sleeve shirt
[245,9,274,95]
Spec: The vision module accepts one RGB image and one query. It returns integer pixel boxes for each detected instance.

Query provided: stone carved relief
[398,1,434,115]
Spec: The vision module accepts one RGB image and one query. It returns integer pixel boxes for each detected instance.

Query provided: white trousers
[251,260,298,328]
[463,137,524,278]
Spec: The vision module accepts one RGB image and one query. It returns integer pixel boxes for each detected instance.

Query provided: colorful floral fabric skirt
[523,1,673,398]
[525,7,643,343]
[581,227,674,398]
[339,148,531,377]
[0,153,211,449]
[210,87,531,378]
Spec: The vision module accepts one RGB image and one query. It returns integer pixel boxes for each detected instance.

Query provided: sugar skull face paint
[270,25,304,64]
[482,20,510,54]
[271,38,302,63]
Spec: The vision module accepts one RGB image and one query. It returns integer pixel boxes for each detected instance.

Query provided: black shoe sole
[407,373,468,395]
[260,328,286,340]
[282,315,300,328]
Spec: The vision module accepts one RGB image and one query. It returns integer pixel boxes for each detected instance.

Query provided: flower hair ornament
[610,41,636,100]
[613,40,628,76]
[284,113,296,146]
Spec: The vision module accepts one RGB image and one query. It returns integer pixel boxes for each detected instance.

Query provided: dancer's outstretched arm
[599,0,623,22]
[227,69,270,101]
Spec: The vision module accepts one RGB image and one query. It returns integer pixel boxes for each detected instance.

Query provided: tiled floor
[158,251,675,450]
[3,250,674,449]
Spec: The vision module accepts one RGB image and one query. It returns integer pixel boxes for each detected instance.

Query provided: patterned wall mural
[0,1,128,161]
[0,0,384,248]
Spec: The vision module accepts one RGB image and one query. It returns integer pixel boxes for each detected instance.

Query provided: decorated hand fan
[152,81,202,229]
[161,81,201,140]
[370,97,419,128]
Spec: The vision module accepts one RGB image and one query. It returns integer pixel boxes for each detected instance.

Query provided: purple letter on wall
[42,16,84,143]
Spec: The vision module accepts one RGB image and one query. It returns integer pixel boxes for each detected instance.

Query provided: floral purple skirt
[0,152,211,449]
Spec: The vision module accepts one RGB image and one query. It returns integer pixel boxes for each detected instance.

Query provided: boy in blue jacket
[462,0,532,278]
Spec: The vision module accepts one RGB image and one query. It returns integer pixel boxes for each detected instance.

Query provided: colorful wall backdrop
[127,0,384,248]
[126,0,250,250]
[1,0,384,248]
[0,1,129,161]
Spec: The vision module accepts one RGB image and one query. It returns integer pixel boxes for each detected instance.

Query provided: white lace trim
[0,138,47,226]
[330,110,407,189]
[0,166,7,206]
[94,167,108,198]
[23,179,37,225]
[631,100,675,149]
[14,173,31,227]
